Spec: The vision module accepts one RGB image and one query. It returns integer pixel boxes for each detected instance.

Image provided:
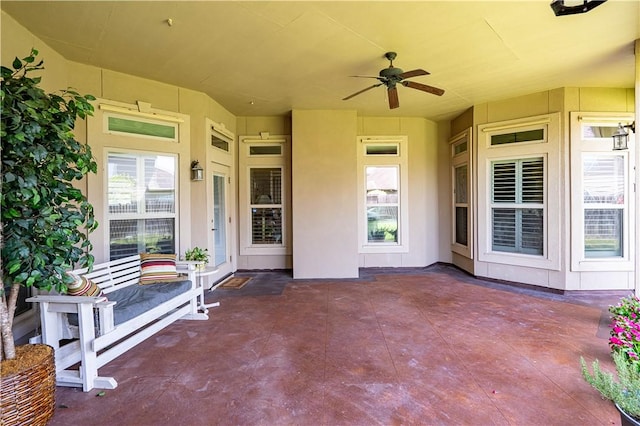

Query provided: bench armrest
[27,294,108,308]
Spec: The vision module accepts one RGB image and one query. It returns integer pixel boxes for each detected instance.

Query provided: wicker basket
[1,344,56,426]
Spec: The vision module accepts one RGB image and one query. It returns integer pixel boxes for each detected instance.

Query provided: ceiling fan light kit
[343,51,444,109]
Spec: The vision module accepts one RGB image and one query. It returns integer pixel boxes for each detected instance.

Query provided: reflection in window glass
[107,153,176,259]
[582,124,618,139]
[108,116,176,140]
[366,144,398,155]
[455,165,468,204]
[584,209,622,258]
[491,129,544,146]
[583,154,625,258]
[366,166,399,243]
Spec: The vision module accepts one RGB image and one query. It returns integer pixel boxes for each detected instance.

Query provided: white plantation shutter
[250,167,283,245]
[491,157,544,255]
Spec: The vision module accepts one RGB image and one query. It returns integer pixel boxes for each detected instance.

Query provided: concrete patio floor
[48,264,626,425]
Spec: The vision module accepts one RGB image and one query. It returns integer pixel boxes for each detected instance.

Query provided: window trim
[357,136,409,254]
[239,135,291,256]
[450,128,473,258]
[569,112,635,272]
[477,113,560,271]
[104,149,179,259]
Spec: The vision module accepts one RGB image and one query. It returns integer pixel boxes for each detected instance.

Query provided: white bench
[26,254,208,392]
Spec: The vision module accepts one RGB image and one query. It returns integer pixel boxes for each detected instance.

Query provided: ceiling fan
[342,51,444,109]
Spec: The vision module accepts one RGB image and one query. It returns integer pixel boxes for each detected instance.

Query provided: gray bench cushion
[68,280,192,326]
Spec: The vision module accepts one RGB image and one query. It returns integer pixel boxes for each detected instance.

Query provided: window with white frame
[570,113,635,271]
[477,114,560,270]
[239,135,290,256]
[450,129,472,258]
[357,136,409,253]
[107,152,177,260]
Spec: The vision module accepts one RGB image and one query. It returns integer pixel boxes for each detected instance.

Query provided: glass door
[208,163,233,284]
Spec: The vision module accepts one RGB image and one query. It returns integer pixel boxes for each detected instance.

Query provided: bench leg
[77,303,101,392]
[181,288,209,320]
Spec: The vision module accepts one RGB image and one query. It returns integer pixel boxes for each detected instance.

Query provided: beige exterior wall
[3,11,637,291]
[449,87,636,290]
[236,116,292,270]
[356,117,441,268]
[291,110,359,278]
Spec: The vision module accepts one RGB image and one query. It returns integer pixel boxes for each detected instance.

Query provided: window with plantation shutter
[250,167,283,245]
[478,114,560,273]
[239,135,290,256]
[491,157,544,255]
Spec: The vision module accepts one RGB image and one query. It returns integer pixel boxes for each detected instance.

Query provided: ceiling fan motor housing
[379,67,404,79]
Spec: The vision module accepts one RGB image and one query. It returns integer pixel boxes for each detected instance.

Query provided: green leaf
[12,57,22,69]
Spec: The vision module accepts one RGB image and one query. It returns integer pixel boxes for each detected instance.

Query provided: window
[239,135,290,256]
[477,113,560,271]
[210,121,234,154]
[570,113,635,272]
[357,136,408,253]
[107,152,177,260]
[366,166,399,243]
[454,165,469,246]
[250,167,283,245]
[583,155,625,258]
[104,113,179,142]
[450,129,472,257]
[491,158,544,255]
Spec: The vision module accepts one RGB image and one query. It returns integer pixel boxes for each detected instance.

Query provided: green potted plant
[1,49,97,424]
[581,294,640,425]
[184,247,210,270]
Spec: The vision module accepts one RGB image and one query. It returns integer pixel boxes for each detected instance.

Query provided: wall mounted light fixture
[191,160,204,181]
[612,122,636,151]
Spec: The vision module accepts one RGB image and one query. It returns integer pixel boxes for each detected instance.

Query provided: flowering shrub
[609,294,640,368]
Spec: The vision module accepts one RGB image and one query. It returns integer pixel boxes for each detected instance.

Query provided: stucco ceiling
[2,1,639,120]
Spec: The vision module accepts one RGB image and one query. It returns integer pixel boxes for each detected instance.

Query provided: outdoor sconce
[612,122,635,151]
[191,160,204,181]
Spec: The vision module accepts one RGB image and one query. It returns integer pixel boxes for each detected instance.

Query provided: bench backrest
[71,254,141,294]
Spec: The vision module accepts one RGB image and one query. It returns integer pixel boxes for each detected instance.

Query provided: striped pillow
[139,253,180,284]
[66,272,104,297]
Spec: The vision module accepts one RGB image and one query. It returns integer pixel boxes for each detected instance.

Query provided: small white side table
[194,266,220,312]
[177,263,219,314]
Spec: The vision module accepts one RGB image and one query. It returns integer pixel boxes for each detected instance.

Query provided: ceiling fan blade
[399,69,429,79]
[342,83,383,101]
[388,86,399,109]
[349,75,382,79]
[402,80,445,96]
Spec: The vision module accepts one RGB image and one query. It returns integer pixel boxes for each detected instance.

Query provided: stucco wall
[458,87,636,290]
[291,110,359,278]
